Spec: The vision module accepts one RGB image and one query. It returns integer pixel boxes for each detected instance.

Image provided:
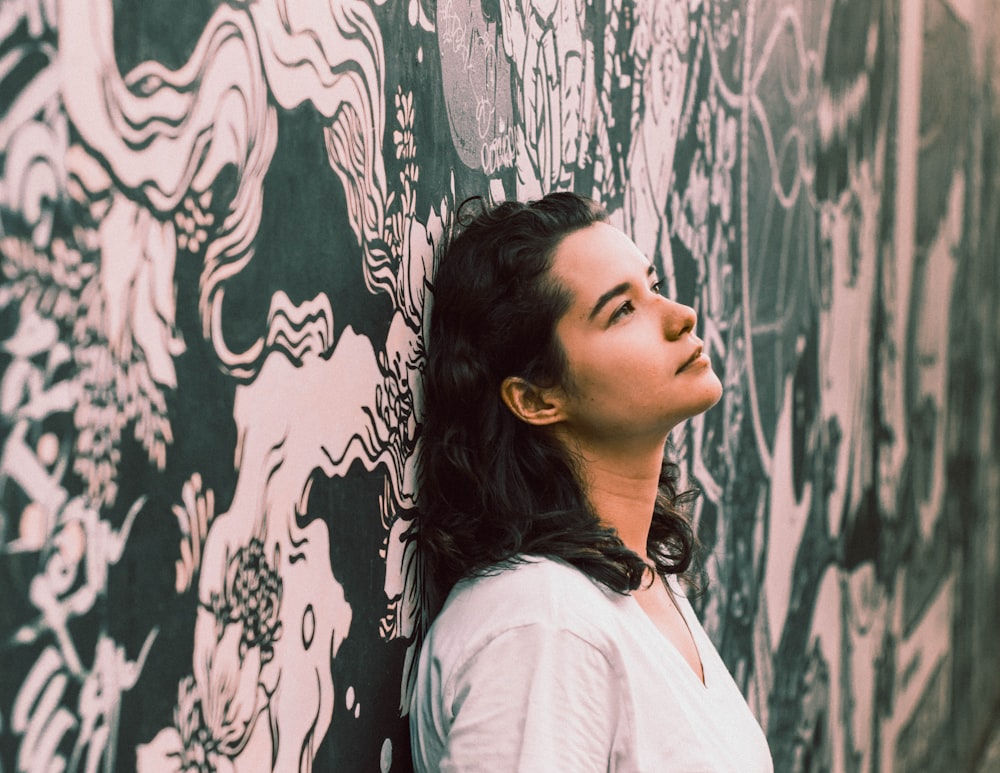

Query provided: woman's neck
[575,442,664,557]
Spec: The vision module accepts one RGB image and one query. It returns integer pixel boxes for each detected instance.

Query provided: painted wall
[2,0,998,771]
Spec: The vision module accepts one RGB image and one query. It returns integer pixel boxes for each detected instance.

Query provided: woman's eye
[610,300,635,323]
[651,280,663,295]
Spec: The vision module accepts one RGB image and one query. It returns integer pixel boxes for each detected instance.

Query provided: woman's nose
[662,299,696,340]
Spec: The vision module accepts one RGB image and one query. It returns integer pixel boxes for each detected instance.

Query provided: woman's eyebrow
[587,265,656,321]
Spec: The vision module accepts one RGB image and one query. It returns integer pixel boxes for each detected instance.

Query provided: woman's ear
[499,376,565,426]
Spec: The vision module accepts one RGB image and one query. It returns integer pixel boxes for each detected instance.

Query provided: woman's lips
[677,346,707,374]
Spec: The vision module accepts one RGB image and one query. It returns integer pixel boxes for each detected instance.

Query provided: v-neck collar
[627,579,708,689]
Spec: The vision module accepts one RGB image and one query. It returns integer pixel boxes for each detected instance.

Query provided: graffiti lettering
[481,129,517,176]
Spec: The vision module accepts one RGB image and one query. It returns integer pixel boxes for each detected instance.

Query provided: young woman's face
[547,222,723,446]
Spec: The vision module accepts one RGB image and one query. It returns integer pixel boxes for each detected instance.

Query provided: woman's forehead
[551,224,652,289]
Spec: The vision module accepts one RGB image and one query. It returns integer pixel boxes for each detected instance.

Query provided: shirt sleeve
[434,622,626,772]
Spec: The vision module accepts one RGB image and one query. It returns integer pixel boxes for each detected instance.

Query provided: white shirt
[410,557,773,772]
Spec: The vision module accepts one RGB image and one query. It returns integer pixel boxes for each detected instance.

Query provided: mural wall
[1,0,998,770]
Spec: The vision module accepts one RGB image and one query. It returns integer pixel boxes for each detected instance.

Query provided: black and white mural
[1,0,998,770]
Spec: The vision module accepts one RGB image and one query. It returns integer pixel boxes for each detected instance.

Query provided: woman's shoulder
[425,557,620,656]
[484,553,605,590]
[448,556,607,612]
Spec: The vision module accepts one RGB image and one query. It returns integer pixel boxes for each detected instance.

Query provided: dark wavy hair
[418,191,700,614]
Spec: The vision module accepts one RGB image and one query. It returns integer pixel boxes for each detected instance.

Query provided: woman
[410,192,772,771]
